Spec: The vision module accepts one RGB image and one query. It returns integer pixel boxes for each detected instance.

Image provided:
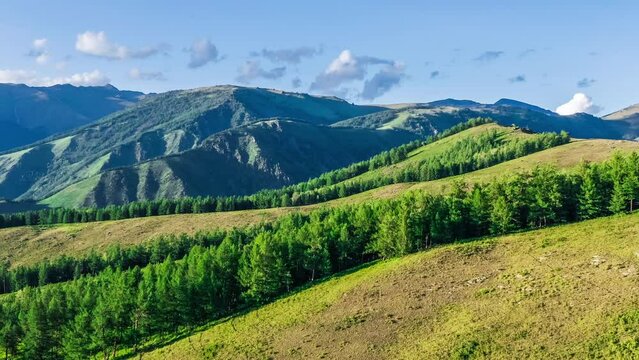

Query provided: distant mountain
[2,87,637,209]
[603,104,639,138]
[604,104,639,121]
[493,98,555,116]
[43,119,416,207]
[0,86,385,206]
[425,98,481,107]
[334,99,635,139]
[0,84,144,151]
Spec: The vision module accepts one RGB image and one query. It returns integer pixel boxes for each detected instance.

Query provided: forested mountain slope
[0,86,383,204]
[41,119,415,207]
[333,99,636,139]
[3,150,639,359]
[0,127,637,269]
[0,84,143,151]
[335,137,639,204]
[144,212,639,359]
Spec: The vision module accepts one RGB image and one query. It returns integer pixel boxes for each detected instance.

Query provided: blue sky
[0,0,637,114]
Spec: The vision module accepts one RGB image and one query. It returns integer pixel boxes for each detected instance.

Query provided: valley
[1,3,636,359]
[0,85,638,360]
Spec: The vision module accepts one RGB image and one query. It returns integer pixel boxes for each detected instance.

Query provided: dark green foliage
[0,118,568,230]
[0,152,638,358]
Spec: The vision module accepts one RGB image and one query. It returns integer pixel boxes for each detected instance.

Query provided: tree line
[1,152,638,358]
[0,119,569,230]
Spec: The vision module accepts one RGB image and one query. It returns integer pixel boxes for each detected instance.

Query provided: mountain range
[0,83,637,208]
[0,83,144,151]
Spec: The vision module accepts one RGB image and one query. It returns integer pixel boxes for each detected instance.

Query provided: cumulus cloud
[556,93,602,116]
[76,31,165,60]
[577,78,596,88]
[0,69,109,86]
[129,68,166,81]
[474,50,504,62]
[310,50,405,100]
[252,46,321,64]
[27,38,50,64]
[33,38,47,49]
[187,39,221,68]
[311,50,391,90]
[430,70,440,79]
[235,61,286,84]
[0,69,36,84]
[509,74,526,83]
[52,70,110,86]
[361,63,405,100]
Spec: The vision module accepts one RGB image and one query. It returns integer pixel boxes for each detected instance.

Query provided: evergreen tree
[490,196,516,235]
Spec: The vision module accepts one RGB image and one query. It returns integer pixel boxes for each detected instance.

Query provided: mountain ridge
[0,83,144,151]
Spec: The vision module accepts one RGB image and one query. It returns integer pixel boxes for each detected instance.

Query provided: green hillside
[143,212,639,359]
[337,123,532,185]
[333,101,634,139]
[0,84,143,152]
[331,138,639,205]
[0,131,636,268]
[0,86,383,204]
[1,134,638,359]
[40,119,415,208]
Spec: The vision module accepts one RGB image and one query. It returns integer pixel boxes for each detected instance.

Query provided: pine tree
[490,196,516,235]
[578,164,607,220]
[609,181,627,214]
[239,233,291,303]
[22,297,56,360]
[62,310,93,359]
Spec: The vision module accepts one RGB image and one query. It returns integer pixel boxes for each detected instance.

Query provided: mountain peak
[426,98,481,108]
[494,98,554,115]
[603,103,639,121]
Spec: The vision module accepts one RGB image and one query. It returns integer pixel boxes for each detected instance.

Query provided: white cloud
[33,38,48,50]
[28,38,50,65]
[129,68,166,81]
[361,62,406,100]
[253,46,322,64]
[311,50,405,100]
[0,69,109,87]
[35,53,49,65]
[310,50,392,91]
[235,61,285,84]
[0,69,36,84]
[187,39,221,68]
[53,70,110,86]
[76,31,164,60]
[556,93,602,116]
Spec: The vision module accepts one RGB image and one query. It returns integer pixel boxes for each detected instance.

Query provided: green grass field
[141,212,639,359]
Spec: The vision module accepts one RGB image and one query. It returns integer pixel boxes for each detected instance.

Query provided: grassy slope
[340,123,532,184]
[328,138,639,205]
[0,208,300,267]
[1,135,637,268]
[142,212,639,359]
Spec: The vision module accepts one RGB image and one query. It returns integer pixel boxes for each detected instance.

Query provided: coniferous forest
[0,151,638,359]
[1,3,637,358]
[0,119,570,230]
